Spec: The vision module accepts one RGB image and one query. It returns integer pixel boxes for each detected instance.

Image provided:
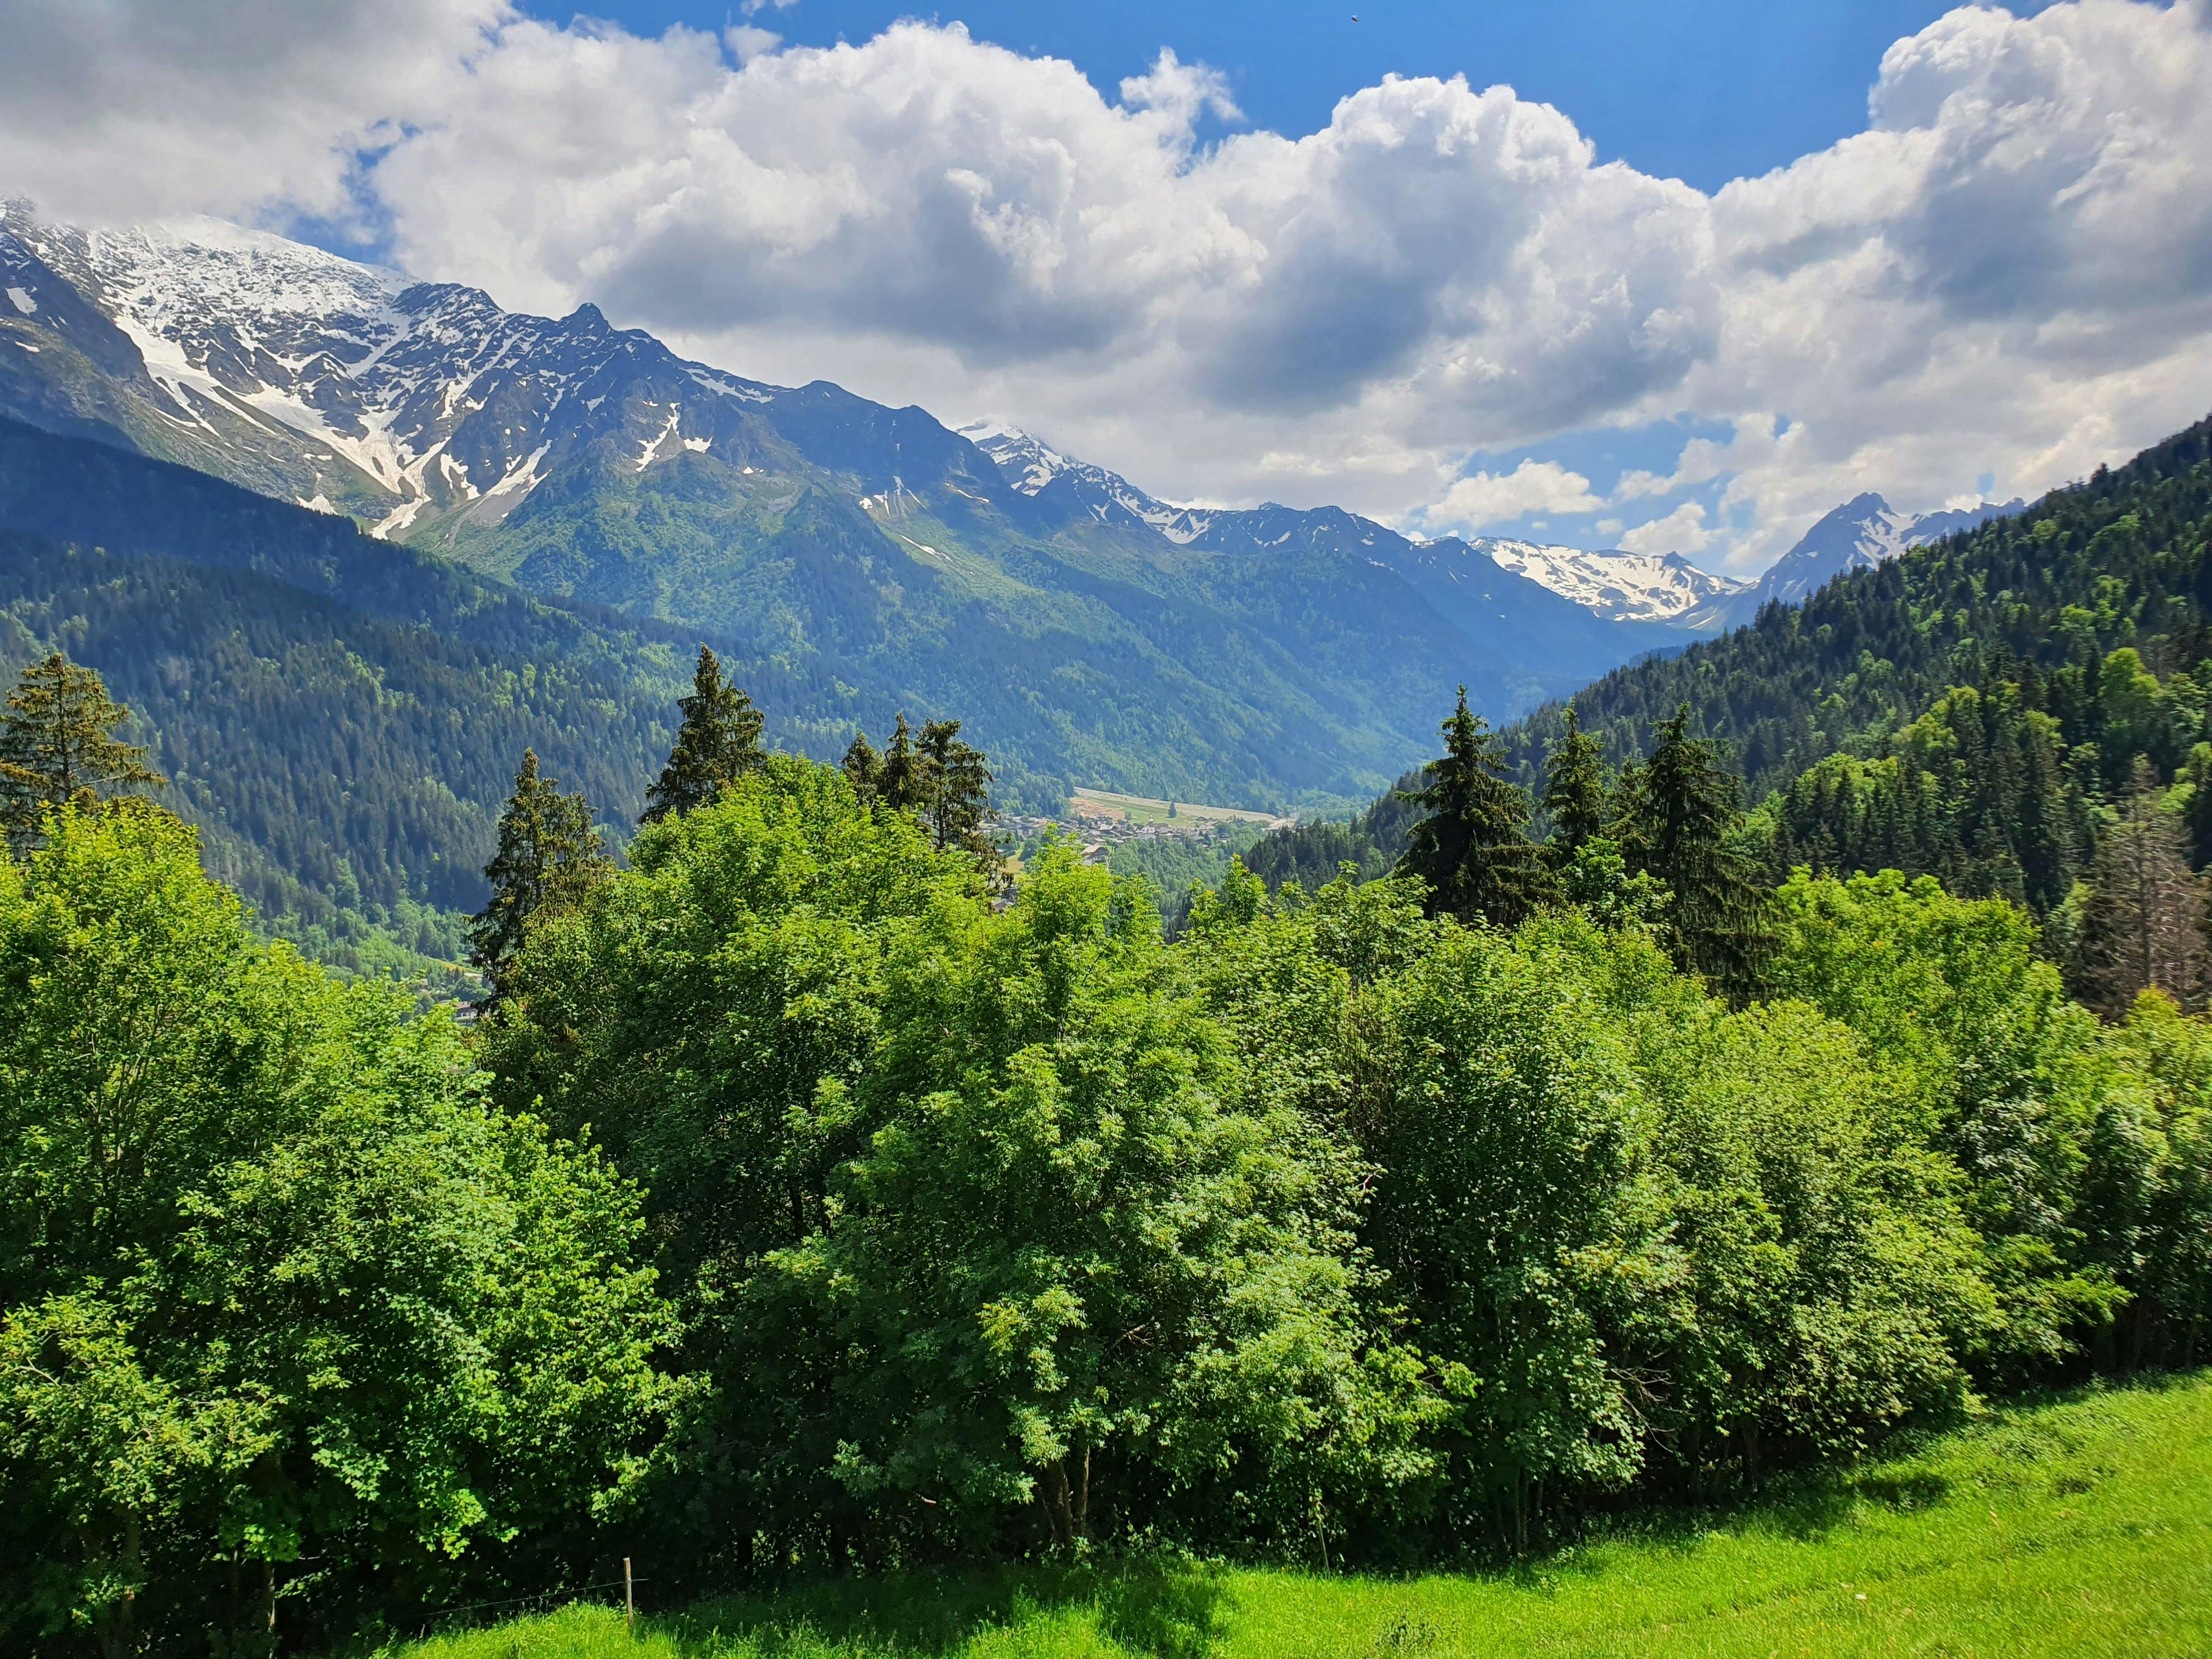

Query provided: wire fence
[408,1572,650,1642]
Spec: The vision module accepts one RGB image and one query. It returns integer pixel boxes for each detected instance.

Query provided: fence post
[625,1557,635,1638]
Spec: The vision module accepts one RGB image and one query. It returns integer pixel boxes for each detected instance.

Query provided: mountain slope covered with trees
[1496,414,2212,898]
[1237,414,2212,997]
[0,415,708,970]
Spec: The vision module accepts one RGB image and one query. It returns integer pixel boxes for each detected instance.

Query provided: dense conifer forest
[1241,414,2212,1001]
[1498,414,2212,910]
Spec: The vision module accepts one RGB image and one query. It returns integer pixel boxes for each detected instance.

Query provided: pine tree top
[642,645,767,823]
[472,747,612,1003]
[1543,702,1609,854]
[1395,686,1546,926]
[0,652,166,844]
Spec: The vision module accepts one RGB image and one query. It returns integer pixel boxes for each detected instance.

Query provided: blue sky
[560,1,2043,192]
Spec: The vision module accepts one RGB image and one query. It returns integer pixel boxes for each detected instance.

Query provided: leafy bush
[0,805,679,1655]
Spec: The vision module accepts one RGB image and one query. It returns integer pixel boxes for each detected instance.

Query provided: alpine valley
[0,203,2023,967]
[0,207,1688,802]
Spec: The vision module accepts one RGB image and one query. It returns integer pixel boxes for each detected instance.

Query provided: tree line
[4,645,2209,1655]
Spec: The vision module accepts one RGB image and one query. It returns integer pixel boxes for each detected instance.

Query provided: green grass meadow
[388,1372,2212,1659]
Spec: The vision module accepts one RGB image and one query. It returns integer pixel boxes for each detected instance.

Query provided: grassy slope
[387,1372,2212,1659]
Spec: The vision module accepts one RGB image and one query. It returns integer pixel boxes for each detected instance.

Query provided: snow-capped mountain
[960,422,1685,661]
[0,206,1709,796]
[1709,492,2026,626]
[0,204,1008,554]
[958,419,1218,540]
[1474,539,1751,625]
[964,420,1757,633]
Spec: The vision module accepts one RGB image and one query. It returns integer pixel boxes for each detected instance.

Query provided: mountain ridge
[1707,490,2027,627]
[0,206,1693,809]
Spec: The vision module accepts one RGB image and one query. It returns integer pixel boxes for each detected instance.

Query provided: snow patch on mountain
[1473,539,1750,624]
[960,420,1197,533]
[1745,492,2027,612]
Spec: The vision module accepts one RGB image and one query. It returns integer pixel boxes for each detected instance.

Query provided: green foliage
[18,747,2212,1647]
[1182,870,2011,1547]
[2075,763,2211,1015]
[1616,707,1777,999]
[642,646,768,823]
[0,652,165,846]
[1105,826,1259,934]
[1393,689,1550,928]
[1767,870,2132,1374]
[2097,996,2212,1364]
[471,748,616,1002]
[0,806,678,1654]
[1540,702,1607,854]
[484,779,1433,1571]
[1551,836,1669,930]
[1239,777,1419,897]
[841,726,883,805]
[1765,681,2091,913]
[778,843,1433,1551]
[1496,417,2212,938]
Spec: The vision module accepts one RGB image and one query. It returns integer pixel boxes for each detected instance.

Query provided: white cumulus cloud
[1620,501,1714,556]
[0,0,509,227]
[1421,460,1603,531]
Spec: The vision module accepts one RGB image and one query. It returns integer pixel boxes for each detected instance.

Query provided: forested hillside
[1497,414,2212,892]
[1241,414,2212,949]
[0,416,714,970]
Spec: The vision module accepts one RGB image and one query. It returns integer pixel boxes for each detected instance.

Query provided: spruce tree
[842,728,884,806]
[1394,686,1549,927]
[878,713,930,813]
[2078,759,2210,1015]
[1542,703,1609,857]
[641,645,766,823]
[918,717,996,864]
[1618,705,1775,1000]
[471,749,613,1004]
[0,652,166,846]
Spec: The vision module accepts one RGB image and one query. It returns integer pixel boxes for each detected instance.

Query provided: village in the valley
[997,787,1294,864]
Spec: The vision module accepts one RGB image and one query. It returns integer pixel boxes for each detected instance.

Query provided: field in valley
[1066,787,1292,830]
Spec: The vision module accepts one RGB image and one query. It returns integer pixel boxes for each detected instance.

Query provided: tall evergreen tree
[2078,759,2209,1016]
[878,713,929,813]
[1618,705,1775,999]
[1395,686,1549,927]
[641,645,766,823]
[471,749,613,1003]
[1542,703,1609,856]
[842,727,884,806]
[0,652,166,847]
[917,717,995,864]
